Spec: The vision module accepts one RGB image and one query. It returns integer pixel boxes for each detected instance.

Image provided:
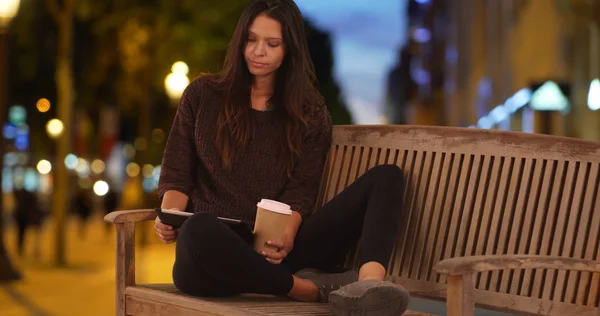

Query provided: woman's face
[244,13,285,78]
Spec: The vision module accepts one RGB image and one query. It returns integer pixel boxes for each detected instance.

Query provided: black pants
[173,164,404,297]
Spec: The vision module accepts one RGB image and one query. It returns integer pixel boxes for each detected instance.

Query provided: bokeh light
[165,72,190,100]
[151,129,166,143]
[142,164,154,178]
[75,158,90,177]
[171,61,189,75]
[91,159,105,174]
[4,153,17,167]
[93,180,109,196]
[36,160,52,175]
[46,119,64,138]
[126,162,140,177]
[8,105,26,126]
[3,123,16,139]
[36,98,51,113]
[64,154,78,170]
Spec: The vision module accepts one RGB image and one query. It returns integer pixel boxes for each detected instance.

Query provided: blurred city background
[0,0,599,315]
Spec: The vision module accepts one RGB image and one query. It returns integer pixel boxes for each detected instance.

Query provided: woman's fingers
[154,217,177,243]
[262,249,287,261]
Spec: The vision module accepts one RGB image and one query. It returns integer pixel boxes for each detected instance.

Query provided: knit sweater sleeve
[278,106,333,219]
[157,79,202,199]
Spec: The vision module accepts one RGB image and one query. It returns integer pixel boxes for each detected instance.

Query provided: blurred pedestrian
[72,189,93,238]
[103,188,119,234]
[12,188,43,257]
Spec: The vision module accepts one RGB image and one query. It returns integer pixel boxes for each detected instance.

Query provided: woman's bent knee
[367,164,404,187]
[178,213,221,241]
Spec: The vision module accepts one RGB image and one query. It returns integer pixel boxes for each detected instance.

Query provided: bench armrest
[434,254,600,276]
[105,209,157,315]
[104,209,157,224]
[434,255,600,316]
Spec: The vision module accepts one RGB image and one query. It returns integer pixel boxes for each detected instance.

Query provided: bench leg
[116,222,135,316]
[447,274,474,316]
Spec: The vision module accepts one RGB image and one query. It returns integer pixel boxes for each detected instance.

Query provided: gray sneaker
[295,268,359,303]
[329,279,410,316]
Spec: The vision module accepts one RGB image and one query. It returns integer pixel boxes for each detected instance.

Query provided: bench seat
[125,284,438,316]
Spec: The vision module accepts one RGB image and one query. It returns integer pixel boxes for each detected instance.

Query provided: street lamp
[0,0,21,29]
[46,118,65,139]
[164,61,190,104]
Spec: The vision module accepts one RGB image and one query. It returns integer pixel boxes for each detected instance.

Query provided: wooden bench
[105,125,600,316]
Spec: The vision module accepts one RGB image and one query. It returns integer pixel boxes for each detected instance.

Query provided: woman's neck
[252,75,274,96]
[251,74,275,111]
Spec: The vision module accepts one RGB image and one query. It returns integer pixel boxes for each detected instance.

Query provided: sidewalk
[1,215,175,316]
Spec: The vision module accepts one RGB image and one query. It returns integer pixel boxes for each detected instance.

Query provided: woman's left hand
[262,233,295,264]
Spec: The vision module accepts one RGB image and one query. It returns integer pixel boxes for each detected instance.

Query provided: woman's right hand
[154,217,178,243]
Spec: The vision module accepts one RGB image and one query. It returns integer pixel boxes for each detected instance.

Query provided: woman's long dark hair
[209,0,324,176]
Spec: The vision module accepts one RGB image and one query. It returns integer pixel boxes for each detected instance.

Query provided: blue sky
[296,0,408,123]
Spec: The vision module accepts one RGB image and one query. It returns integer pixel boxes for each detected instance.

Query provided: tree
[305,19,352,125]
[45,0,75,266]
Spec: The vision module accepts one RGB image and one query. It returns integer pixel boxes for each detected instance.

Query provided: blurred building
[396,0,600,141]
[447,0,600,140]
[386,0,447,126]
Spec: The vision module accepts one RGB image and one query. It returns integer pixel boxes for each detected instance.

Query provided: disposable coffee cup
[253,199,292,253]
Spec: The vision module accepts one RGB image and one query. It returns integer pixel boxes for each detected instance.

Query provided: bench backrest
[316,125,600,316]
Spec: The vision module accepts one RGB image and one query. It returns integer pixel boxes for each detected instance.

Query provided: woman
[156,0,409,314]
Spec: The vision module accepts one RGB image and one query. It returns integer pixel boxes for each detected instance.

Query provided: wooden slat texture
[398,150,427,278]
[577,163,600,306]
[109,126,600,316]
[467,155,496,290]
[479,157,509,291]
[422,153,453,282]
[499,158,536,294]
[414,152,444,280]
[387,149,406,275]
[563,162,590,304]
[585,164,600,307]
[427,153,458,282]
[516,159,554,297]
[337,145,355,195]
[553,162,582,302]
[489,157,524,292]
[540,161,569,301]
[322,145,342,204]
[129,285,439,316]
[452,155,483,262]
[330,126,600,162]
[406,151,436,279]
[438,154,470,284]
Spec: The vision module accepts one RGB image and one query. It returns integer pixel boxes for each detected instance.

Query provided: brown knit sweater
[158,76,333,224]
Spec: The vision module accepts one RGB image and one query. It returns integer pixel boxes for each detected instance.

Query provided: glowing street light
[165,61,190,101]
[93,180,109,196]
[0,0,21,29]
[36,98,51,113]
[46,119,64,138]
[36,159,52,175]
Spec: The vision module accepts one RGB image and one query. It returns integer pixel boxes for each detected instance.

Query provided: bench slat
[579,163,600,306]
[128,284,438,316]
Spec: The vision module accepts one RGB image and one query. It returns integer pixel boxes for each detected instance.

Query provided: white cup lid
[257,199,292,215]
